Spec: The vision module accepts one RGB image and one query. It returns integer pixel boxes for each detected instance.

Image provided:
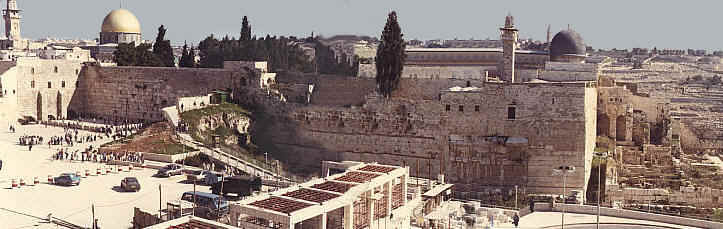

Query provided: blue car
[180,191,229,219]
[54,173,81,186]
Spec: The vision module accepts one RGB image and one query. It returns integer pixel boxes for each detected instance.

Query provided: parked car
[211,175,262,197]
[54,173,81,186]
[120,177,141,192]
[566,190,584,204]
[155,164,184,177]
[17,116,37,125]
[186,170,212,183]
[180,191,229,219]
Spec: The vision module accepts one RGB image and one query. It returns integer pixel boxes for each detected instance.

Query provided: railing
[621,205,723,223]
[178,134,295,183]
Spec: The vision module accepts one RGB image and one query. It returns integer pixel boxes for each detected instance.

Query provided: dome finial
[505,13,514,28]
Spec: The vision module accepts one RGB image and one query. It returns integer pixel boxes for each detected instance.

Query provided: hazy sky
[12,0,723,50]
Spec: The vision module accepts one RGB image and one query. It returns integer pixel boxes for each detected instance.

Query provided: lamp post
[553,165,575,229]
[515,185,519,210]
[594,152,608,229]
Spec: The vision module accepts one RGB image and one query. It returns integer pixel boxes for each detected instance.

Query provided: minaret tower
[3,0,21,40]
[500,13,518,83]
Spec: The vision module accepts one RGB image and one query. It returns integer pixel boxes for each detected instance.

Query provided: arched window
[31,68,35,74]
[61,81,66,88]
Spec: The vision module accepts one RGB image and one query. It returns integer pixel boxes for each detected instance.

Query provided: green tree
[136,43,162,67]
[179,42,195,68]
[114,42,137,66]
[375,11,406,97]
[240,16,252,41]
[152,25,175,67]
[198,35,224,68]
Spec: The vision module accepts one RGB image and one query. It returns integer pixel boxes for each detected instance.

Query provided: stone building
[3,0,20,40]
[358,17,596,85]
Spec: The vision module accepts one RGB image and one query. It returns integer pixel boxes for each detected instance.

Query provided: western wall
[69,63,250,122]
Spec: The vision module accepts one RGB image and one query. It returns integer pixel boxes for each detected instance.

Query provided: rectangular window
[31,81,35,88]
[62,81,66,88]
[48,82,52,88]
[445,105,451,111]
[508,107,516,120]
[459,105,464,112]
[475,105,480,112]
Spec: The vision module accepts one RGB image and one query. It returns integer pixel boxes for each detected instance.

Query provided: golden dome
[101,9,141,34]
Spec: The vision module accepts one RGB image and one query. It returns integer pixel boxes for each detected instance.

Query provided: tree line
[115,16,357,76]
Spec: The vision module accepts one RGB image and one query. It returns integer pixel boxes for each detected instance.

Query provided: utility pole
[193,179,196,216]
[515,185,519,210]
[91,204,95,229]
[594,152,608,229]
[158,184,162,221]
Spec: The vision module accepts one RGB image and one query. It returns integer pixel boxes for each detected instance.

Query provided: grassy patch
[147,139,197,155]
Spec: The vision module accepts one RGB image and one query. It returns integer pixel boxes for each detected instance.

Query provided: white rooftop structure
[230,161,411,229]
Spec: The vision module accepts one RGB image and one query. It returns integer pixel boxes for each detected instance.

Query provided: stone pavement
[0,122,211,229]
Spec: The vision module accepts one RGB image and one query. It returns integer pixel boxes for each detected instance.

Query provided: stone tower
[3,0,21,40]
[500,13,518,83]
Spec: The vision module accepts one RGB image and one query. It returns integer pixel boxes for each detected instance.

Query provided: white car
[156,164,184,177]
[186,170,211,182]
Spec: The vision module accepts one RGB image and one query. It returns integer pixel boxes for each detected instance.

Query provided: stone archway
[616,116,627,141]
[36,92,42,121]
[597,114,610,137]
[57,92,62,119]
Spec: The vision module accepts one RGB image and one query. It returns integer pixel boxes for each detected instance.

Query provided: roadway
[520,212,701,229]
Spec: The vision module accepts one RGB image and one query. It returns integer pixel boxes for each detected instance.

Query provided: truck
[210,175,262,197]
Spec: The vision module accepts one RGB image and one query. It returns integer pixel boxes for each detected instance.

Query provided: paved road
[520,212,700,229]
[542,224,681,229]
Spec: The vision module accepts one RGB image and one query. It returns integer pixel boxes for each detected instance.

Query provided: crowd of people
[19,135,42,146]
[46,130,105,147]
[176,121,189,133]
[54,148,145,164]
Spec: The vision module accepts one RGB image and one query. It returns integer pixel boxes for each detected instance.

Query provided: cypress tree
[152,25,175,67]
[375,11,406,98]
[241,16,252,41]
[179,42,195,68]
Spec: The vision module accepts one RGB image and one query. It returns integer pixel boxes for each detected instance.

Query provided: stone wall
[643,144,673,166]
[263,79,597,195]
[0,61,18,121]
[14,58,84,120]
[177,94,211,113]
[71,64,249,122]
[276,73,376,107]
